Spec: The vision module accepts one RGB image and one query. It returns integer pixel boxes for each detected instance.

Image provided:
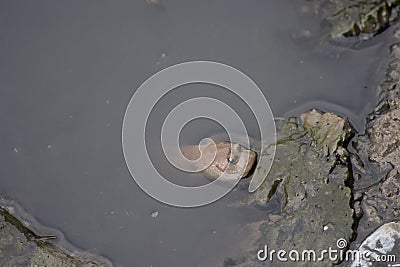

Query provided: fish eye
[228,155,238,164]
[228,144,241,164]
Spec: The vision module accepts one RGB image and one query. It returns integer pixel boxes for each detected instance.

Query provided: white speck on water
[157,52,167,65]
[13,148,18,153]
[293,100,297,103]
[300,60,304,64]
[323,225,329,231]
[47,144,52,149]
[105,100,110,104]
[104,210,115,215]
[212,230,217,234]
[151,211,159,218]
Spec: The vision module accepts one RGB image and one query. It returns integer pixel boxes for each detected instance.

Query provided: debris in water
[146,0,161,7]
[157,52,167,65]
[36,235,57,241]
[151,211,158,218]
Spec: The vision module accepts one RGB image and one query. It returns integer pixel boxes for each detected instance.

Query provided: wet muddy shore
[2,1,400,266]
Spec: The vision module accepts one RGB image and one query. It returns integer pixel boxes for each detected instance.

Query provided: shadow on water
[0,0,394,266]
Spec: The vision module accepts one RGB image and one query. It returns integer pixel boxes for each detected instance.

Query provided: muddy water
[0,0,393,266]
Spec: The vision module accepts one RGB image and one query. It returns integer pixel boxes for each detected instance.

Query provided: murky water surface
[0,0,394,266]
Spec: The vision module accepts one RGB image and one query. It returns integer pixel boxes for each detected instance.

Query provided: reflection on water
[0,0,393,266]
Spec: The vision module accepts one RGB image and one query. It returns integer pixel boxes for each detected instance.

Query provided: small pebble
[394,28,400,38]
[269,214,281,223]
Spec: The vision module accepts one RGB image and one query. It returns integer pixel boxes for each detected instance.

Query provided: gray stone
[0,199,112,267]
[296,0,400,53]
[345,38,400,267]
[231,110,355,267]
[325,0,400,41]
[351,41,400,241]
[351,221,400,267]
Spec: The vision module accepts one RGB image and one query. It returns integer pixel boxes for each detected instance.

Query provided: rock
[0,199,112,267]
[380,175,400,197]
[350,41,400,242]
[325,0,400,41]
[233,110,355,266]
[301,110,353,158]
[367,106,400,178]
[345,38,400,267]
[354,200,363,219]
[296,0,400,53]
[351,221,400,267]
